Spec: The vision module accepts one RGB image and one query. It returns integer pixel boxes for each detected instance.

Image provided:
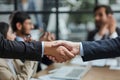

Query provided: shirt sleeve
[41,42,44,57]
[109,31,118,39]
[80,42,84,56]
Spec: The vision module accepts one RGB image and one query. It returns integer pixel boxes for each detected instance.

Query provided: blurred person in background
[87,5,120,67]
[0,22,38,80]
[10,11,55,72]
[87,5,120,41]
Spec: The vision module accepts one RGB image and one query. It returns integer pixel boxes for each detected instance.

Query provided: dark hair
[93,5,113,15]
[9,11,18,25]
[11,11,31,32]
[0,22,9,38]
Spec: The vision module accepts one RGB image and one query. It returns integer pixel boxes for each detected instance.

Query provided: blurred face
[94,7,108,28]
[6,27,16,41]
[17,19,34,36]
[22,19,34,35]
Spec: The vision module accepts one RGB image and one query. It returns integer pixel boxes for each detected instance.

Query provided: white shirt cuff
[80,42,84,56]
[109,31,118,38]
[41,42,44,57]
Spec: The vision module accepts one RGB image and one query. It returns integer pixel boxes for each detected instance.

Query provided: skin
[39,32,56,41]
[94,7,116,37]
[46,40,80,62]
[16,19,34,37]
[6,27,16,41]
[15,18,74,63]
[16,19,55,42]
[44,41,75,63]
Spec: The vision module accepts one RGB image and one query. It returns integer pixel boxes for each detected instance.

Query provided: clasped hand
[44,41,80,63]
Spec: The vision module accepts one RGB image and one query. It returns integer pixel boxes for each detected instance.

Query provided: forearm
[44,41,57,56]
[82,37,120,61]
[0,35,42,60]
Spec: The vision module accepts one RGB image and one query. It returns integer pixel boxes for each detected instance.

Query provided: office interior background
[0,0,120,41]
[1,0,120,79]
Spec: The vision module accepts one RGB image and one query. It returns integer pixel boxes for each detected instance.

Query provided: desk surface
[35,63,120,80]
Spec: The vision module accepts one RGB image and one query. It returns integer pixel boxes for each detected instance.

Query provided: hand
[98,24,108,37]
[52,40,80,56]
[39,32,56,41]
[24,35,33,42]
[47,40,80,62]
[108,15,116,35]
[44,41,75,63]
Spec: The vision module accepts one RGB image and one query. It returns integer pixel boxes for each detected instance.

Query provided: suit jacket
[0,33,42,61]
[83,27,120,61]
[0,59,38,80]
[87,27,120,41]
[15,36,53,72]
[82,36,120,61]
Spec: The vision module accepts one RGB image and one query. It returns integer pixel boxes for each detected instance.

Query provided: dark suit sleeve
[82,36,120,61]
[0,33,42,61]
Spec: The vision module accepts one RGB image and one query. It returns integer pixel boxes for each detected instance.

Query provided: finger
[52,41,73,51]
[55,51,66,63]
[60,51,69,62]
[59,49,69,62]
[59,49,70,61]
[48,32,52,41]
[108,14,112,18]
[43,32,48,38]
[29,37,33,41]
[62,47,75,59]
[50,56,57,62]
[51,33,56,40]
[57,57,65,63]
[52,41,63,46]
[48,56,53,60]
[48,53,64,63]
[41,32,45,37]
[52,57,58,62]
[40,32,47,41]
[47,56,58,62]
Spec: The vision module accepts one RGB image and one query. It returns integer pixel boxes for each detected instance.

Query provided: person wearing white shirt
[87,5,120,41]
[0,22,37,80]
[87,5,120,66]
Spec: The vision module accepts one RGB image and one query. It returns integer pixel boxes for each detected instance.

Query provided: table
[34,63,120,80]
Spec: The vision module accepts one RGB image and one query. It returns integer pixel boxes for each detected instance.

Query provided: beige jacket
[0,59,38,80]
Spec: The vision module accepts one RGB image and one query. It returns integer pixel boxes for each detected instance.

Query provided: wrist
[98,27,108,36]
[44,42,52,55]
[98,30,105,36]
[109,30,115,35]
[74,42,80,55]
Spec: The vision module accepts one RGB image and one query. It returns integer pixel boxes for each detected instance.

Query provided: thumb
[52,41,72,51]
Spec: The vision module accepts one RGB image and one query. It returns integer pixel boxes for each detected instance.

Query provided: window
[0,0,119,41]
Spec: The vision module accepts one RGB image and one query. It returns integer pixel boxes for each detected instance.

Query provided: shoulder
[0,59,9,68]
[116,27,120,35]
[88,29,98,35]
[87,29,98,41]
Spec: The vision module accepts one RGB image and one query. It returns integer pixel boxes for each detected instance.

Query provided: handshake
[44,40,80,63]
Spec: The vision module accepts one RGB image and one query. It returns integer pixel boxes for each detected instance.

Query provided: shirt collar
[15,36,24,42]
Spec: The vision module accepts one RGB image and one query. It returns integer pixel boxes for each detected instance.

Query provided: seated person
[10,11,54,71]
[0,22,37,80]
[88,5,120,41]
[87,5,120,67]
